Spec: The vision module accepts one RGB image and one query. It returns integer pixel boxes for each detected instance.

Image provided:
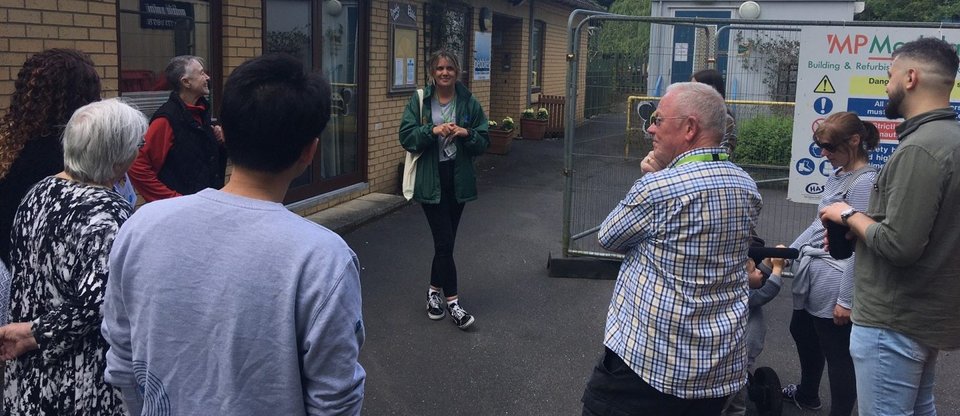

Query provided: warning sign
[814,75,835,94]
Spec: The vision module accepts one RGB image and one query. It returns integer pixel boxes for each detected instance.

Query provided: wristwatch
[840,207,858,225]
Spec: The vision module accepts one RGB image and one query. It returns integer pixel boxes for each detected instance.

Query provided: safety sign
[787,26,960,204]
[814,75,835,93]
[813,97,833,114]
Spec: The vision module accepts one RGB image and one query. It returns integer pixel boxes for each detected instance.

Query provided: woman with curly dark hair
[0,49,101,268]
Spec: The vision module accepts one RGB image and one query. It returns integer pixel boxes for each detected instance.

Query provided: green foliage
[857,0,960,22]
[735,116,794,166]
[501,117,515,131]
[593,0,652,59]
[521,108,536,119]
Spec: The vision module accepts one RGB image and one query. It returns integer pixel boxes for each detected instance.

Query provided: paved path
[344,138,959,415]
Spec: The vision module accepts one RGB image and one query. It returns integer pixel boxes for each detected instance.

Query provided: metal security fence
[560,13,960,259]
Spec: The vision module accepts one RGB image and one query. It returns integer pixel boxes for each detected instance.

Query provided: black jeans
[582,348,728,416]
[421,160,465,297]
[789,309,857,416]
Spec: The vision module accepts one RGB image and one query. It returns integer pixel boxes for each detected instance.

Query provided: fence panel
[564,18,815,258]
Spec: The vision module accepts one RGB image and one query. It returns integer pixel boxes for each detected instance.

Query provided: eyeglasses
[814,138,839,152]
[650,113,688,127]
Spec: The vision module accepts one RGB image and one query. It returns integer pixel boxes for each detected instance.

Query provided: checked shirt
[599,146,762,399]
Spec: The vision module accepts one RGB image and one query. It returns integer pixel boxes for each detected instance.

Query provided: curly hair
[0,49,101,180]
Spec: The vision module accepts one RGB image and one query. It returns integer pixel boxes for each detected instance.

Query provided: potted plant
[520,107,548,140]
[486,117,516,155]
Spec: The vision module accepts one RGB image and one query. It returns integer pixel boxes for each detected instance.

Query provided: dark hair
[892,38,960,87]
[427,50,461,85]
[692,69,726,98]
[220,53,331,173]
[815,112,880,160]
[164,55,204,93]
[0,49,101,180]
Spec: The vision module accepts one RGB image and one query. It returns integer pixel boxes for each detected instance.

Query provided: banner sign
[788,27,960,203]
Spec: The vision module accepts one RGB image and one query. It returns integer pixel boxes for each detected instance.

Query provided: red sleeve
[128,117,181,202]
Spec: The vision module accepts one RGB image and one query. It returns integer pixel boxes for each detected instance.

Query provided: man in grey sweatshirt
[101,54,365,415]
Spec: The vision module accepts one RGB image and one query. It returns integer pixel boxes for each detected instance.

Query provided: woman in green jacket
[398,50,489,330]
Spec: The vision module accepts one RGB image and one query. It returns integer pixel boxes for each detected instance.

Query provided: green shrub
[734,115,794,166]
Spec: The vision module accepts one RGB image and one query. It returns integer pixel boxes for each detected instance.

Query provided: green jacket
[853,108,960,349]
[398,82,489,204]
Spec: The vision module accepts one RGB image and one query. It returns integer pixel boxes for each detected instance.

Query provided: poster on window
[473,32,491,81]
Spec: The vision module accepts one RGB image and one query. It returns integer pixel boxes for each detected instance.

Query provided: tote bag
[402,89,425,200]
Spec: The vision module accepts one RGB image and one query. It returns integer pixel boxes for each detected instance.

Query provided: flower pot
[487,129,515,155]
[521,118,547,140]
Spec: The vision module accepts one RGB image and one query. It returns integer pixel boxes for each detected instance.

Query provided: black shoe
[427,292,445,320]
[781,383,823,410]
[448,302,475,330]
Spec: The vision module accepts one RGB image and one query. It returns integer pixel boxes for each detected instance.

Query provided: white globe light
[325,0,343,17]
[739,1,761,19]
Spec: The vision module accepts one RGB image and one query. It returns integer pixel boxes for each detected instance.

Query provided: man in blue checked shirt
[581,82,762,416]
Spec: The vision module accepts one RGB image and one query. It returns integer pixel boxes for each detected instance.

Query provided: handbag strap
[417,88,424,123]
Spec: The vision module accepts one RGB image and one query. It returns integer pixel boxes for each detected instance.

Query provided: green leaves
[857,0,960,22]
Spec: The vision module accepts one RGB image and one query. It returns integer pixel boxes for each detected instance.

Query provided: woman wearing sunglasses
[779,111,879,416]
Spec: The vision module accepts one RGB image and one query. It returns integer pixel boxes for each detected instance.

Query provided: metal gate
[560,12,959,259]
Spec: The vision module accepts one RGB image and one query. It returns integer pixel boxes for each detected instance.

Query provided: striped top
[599,147,762,399]
[789,166,876,317]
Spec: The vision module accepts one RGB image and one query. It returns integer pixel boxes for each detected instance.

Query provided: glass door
[264,0,367,203]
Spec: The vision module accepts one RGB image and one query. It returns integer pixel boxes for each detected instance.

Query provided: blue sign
[847,98,889,118]
[796,158,815,175]
[813,97,833,115]
[809,142,823,158]
[868,142,899,168]
[819,160,833,176]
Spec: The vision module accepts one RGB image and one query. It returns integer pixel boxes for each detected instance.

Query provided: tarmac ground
[334,137,959,416]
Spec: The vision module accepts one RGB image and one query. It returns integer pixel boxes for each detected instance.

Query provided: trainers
[427,292,445,320]
[448,302,475,330]
[781,384,823,410]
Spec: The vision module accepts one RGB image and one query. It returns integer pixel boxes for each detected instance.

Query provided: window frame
[530,19,545,93]
[115,0,223,115]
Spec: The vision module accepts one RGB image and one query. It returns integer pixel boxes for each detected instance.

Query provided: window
[388,2,418,94]
[530,20,545,92]
[118,0,218,117]
[264,0,368,203]
[426,3,471,85]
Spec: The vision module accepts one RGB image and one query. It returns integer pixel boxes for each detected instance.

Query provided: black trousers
[421,160,465,297]
[581,348,728,416]
[789,309,857,416]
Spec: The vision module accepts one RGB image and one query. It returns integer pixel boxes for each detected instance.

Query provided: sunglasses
[813,138,839,152]
[649,111,688,127]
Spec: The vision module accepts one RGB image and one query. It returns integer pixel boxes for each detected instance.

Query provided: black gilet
[152,92,226,196]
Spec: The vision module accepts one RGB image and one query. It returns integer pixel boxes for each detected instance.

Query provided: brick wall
[222,0,261,76]
[0,0,119,110]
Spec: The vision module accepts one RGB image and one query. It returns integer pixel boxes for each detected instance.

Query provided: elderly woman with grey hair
[0,99,147,415]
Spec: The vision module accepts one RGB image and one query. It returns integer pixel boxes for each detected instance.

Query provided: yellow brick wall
[222,0,261,75]
[0,0,119,110]
[534,2,587,123]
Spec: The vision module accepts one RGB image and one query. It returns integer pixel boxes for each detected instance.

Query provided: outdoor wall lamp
[738,1,761,19]
[325,0,343,17]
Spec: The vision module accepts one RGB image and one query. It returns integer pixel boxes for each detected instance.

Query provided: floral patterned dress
[3,176,131,415]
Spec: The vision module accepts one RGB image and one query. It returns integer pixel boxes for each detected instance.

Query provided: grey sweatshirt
[102,189,365,415]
